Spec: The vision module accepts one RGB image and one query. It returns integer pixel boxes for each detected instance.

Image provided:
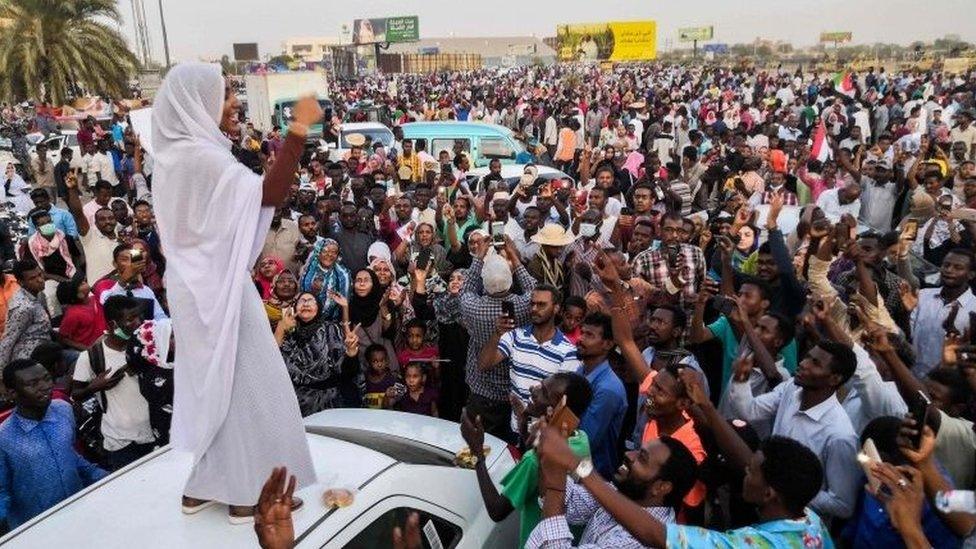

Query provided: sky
[118,0,976,63]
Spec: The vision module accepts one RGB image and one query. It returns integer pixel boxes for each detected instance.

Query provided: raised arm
[593,252,651,382]
[262,98,322,207]
[64,172,89,236]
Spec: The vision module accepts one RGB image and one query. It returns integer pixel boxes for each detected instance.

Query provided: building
[282,36,342,62]
[385,36,556,67]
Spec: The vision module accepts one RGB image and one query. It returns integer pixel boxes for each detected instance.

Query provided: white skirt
[182,282,316,505]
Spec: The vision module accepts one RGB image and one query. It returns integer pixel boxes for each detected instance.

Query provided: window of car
[343,507,462,549]
[480,137,515,160]
[431,138,469,157]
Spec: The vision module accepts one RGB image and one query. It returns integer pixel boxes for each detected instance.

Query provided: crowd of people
[2,61,976,547]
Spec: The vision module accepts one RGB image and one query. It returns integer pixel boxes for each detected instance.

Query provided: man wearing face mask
[27,188,78,240]
[72,294,156,471]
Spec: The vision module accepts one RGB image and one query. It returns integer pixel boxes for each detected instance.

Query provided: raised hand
[254,467,296,549]
[279,307,297,333]
[898,280,918,312]
[392,512,422,549]
[678,367,708,406]
[459,409,485,459]
[291,96,323,128]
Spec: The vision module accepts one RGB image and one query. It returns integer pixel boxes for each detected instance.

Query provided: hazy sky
[119,0,976,63]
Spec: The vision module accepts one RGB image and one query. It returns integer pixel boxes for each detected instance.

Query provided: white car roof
[1,410,509,549]
[466,164,566,179]
[340,122,390,132]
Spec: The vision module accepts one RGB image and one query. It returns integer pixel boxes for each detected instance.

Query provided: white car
[0,409,518,548]
[28,130,83,170]
[323,122,394,162]
[465,164,573,193]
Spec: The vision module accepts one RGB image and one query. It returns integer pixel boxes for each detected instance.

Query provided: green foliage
[0,0,138,104]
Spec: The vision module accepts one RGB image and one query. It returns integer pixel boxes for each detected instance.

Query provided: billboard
[820,32,852,43]
[233,42,259,61]
[678,26,713,42]
[352,16,419,45]
[703,43,729,54]
[556,21,656,61]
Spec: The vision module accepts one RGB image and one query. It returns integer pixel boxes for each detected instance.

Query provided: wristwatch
[569,458,594,483]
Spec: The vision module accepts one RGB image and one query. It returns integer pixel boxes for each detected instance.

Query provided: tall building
[282,37,341,62]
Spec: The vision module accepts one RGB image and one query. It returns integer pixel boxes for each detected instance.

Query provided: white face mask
[579,223,597,238]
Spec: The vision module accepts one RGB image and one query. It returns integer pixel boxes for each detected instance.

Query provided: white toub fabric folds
[152,63,314,504]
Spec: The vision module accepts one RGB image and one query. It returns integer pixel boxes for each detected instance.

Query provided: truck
[243,72,333,145]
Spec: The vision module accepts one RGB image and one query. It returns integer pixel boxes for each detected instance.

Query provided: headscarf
[254,256,284,299]
[264,270,299,328]
[152,63,278,457]
[349,268,384,327]
[288,292,326,347]
[299,238,350,320]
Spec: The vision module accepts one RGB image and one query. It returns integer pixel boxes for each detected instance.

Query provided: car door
[312,495,468,549]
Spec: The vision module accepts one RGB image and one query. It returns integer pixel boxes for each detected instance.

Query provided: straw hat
[397,165,413,180]
[531,224,575,247]
[345,133,366,147]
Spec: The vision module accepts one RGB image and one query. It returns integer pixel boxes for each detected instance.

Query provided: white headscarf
[152,64,274,457]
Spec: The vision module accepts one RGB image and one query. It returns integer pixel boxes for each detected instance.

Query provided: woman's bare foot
[229,497,303,524]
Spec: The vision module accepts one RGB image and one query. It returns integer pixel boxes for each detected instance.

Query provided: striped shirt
[498,326,580,415]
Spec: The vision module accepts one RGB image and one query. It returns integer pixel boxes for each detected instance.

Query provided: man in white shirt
[909,249,976,377]
[816,181,861,223]
[72,295,156,471]
[65,172,118,285]
[90,138,119,189]
[727,340,860,521]
[950,110,976,160]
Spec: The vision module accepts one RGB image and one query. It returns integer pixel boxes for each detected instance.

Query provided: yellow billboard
[556,21,657,61]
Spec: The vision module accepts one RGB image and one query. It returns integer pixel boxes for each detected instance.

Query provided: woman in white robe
[151,63,321,522]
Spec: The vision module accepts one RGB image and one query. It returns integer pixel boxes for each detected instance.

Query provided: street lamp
[157,0,172,68]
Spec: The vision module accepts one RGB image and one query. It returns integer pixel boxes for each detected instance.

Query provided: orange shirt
[640,371,707,508]
[555,128,577,161]
[0,275,21,339]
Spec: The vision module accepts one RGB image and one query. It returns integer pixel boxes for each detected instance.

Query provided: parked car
[401,122,534,168]
[324,122,395,162]
[464,164,573,193]
[0,409,518,548]
[28,130,82,170]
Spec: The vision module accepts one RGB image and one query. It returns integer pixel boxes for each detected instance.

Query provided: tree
[0,0,138,104]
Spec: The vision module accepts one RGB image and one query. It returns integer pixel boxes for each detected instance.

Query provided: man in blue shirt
[27,188,79,239]
[0,359,106,530]
[575,312,627,479]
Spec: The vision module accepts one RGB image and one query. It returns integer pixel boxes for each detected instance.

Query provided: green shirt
[500,431,590,549]
[708,315,798,394]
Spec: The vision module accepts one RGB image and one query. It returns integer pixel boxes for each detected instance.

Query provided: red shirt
[59,300,107,348]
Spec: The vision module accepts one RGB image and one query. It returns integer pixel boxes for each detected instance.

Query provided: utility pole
[130,0,153,66]
[158,0,172,69]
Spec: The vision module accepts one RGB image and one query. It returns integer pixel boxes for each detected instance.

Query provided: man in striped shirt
[478,285,581,432]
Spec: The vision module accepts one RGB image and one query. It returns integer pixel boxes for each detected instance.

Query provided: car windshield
[306,426,459,467]
[341,129,393,149]
[278,100,332,124]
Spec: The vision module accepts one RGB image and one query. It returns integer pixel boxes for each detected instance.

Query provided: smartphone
[857,438,883,494]
[970,312,976,345]
[416,248,431,271]
[902,218,919,241]
[549,399,580,435]
[908,390,931,449]
[491,221,505,249]
[944,303,961,336]
[713,295,736,316]
[129,248,143,262]
[620,207,634,217]
[501,301,515,320]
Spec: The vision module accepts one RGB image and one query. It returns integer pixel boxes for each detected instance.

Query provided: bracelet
[544,486,566,493]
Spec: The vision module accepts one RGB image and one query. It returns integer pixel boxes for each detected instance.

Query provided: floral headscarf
[299,238,350,321]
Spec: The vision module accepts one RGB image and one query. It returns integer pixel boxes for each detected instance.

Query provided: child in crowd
[397,319,440,387]
[388,361,439,417]
[560,296,587,345]
[362,344,396,409]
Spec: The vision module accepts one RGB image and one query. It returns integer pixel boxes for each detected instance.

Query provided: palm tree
[0,0,138,104]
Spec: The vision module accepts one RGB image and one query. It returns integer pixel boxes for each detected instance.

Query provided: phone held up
[501,300,515,320]
[491,221,505,250]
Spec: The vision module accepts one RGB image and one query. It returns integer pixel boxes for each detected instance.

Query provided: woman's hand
[279,307,297,333]
[328,290,348,309]
[290,96,323,130]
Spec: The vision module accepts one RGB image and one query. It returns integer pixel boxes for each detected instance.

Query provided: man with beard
[538,367,832,548]
[479,285,581,431]
[529,431,697,548]
[575,312,627,479]
[632,212,706,312]
[292,214,321,267]
[261,207,303,275]
[324,203,371,274]
[460,372,592,548]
